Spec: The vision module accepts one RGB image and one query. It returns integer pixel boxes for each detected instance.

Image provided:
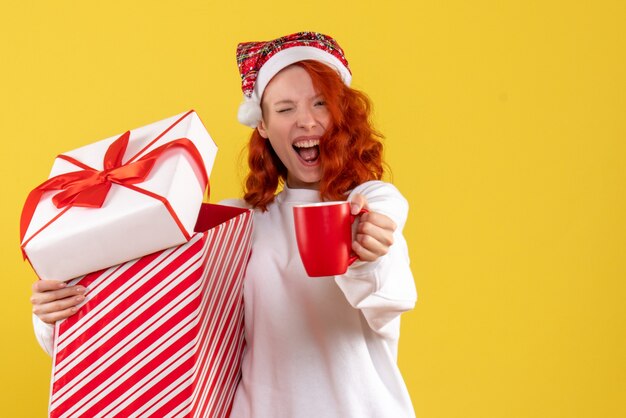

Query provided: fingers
[352,211,397,262]
[359,212,397,235]
[32,279,67,293]
[30,282,87,306]
[349,192,401,263]
[33,299,84,324]
[31,280,87,324]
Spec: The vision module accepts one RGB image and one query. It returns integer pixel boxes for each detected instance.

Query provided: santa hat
[236,32,352,128]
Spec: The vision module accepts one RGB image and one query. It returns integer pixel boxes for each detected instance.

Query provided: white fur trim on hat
[237,46,352,129]
[255,46,352,99]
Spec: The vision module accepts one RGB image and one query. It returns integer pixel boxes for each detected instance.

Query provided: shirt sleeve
[334,181,417,340]
[33,314,55,356]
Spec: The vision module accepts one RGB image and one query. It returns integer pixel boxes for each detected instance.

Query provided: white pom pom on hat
[236,32,352,128]
[237,98,263,129]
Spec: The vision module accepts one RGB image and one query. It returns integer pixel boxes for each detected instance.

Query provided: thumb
[349,193,367,215]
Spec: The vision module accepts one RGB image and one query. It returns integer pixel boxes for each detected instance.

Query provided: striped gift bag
[48,204,253,418]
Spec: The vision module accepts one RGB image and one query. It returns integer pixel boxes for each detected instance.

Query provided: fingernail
[351,203,359,214]
[76,295,85,302]
[58,282,67,288]
[75,286,85,293]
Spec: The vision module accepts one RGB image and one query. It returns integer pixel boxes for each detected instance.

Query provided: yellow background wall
[1,1,624,417]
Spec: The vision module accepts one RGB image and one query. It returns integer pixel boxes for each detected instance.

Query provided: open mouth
[293,138,320,164]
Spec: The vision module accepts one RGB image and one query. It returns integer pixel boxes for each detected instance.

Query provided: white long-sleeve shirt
[33,180,417,417]
[225,181,417,418]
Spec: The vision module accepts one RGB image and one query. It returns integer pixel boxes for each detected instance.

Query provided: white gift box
[21,110,217,281]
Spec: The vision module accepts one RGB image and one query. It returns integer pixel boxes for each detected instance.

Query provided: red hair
[243,60,385,210]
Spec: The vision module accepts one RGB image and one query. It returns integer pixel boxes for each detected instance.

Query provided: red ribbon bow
[20,129,208,251]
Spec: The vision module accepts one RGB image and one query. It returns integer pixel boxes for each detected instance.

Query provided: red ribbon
[20,128,209,254]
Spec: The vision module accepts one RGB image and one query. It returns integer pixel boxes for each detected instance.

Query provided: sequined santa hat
[236,31,352,128]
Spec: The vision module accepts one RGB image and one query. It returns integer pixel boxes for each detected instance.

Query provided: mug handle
[348,208,369,265]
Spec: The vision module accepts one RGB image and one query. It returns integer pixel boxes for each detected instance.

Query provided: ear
[257,118,269,139]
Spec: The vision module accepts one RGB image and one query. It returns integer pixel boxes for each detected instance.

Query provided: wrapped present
[20,110,217,281]
[48,203,253,418]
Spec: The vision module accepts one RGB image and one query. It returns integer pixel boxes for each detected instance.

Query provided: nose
[296,107,317,129]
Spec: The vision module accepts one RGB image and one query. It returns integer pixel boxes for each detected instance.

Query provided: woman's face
[258,65,330,190]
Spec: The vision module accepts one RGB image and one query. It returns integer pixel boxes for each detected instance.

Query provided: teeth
[293,139,320,148]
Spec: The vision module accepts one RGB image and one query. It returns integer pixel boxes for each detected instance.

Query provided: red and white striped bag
[48,204,253,418]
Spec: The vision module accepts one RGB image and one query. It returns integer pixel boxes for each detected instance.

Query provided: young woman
[225,32,417,417]
[30,32,417,417]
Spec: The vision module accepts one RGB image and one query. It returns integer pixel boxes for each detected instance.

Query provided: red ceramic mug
[293,201,367,277]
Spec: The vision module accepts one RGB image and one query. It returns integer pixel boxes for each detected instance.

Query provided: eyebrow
[272,100,295,107]
[271,95,324,107]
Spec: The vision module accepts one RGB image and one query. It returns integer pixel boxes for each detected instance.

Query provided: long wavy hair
[243,60,385,210]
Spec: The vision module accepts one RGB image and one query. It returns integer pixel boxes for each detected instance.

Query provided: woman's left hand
[349,194,397,262]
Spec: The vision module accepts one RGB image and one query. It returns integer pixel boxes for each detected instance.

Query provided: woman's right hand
[31,280,87,324]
